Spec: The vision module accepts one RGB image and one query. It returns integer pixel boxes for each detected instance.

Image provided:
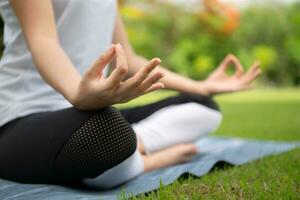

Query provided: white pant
[84,102,222,189]
[133,103,222,154]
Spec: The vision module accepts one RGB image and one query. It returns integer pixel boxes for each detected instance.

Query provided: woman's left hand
[199,54,261,96]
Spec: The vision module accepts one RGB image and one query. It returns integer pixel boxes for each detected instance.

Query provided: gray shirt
[0,0,117,126]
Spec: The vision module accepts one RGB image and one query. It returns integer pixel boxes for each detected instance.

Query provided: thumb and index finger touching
[106,43,129,87]
[86,44,117,79]
[85,43,129,89]
[219,54,262,78]
[218,54,244,76]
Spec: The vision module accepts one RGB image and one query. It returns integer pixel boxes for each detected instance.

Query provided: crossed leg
[126,93,222,171]
[84,93,222,189]
[121,93,221,152]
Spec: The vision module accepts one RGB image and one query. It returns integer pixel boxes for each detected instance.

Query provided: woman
[0,0,260,189]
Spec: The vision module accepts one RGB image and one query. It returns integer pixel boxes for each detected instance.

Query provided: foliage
[121,1,300,85]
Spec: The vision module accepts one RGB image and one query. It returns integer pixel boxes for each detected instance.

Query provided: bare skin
[142,144,198,172]
[136,137,198,172]
[10,0,261,174]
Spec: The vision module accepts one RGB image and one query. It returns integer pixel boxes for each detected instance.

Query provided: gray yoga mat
[0,136,299,200]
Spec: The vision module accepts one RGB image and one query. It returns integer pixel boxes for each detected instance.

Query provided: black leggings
[0,93,219,184]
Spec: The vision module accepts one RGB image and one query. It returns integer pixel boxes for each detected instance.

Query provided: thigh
[0,107,89,183]
[120,92,220,124]
[0,106,136,184]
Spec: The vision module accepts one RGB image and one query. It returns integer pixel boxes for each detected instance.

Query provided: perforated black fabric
[0,93,220,184]
[54,107,137,181]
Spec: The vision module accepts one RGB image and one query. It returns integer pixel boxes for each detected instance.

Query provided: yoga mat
[0,136,299,200]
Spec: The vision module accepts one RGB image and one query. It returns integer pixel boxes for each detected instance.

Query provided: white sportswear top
[0,0,117,127]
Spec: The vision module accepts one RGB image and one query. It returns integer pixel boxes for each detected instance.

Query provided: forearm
[112,13,208,95]
[9,0,82,104]
[113,13,259,97]
[128,55,209,95]
[29,37,81,103]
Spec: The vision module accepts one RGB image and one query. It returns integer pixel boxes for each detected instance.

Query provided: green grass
[117,88,300,200]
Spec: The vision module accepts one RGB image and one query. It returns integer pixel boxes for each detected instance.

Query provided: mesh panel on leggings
[54,107,137,181]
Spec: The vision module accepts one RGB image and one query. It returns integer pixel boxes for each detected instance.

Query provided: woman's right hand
[71,44,165,110]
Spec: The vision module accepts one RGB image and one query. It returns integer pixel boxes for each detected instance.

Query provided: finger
[143,82,165,95]
[127,58,161,88]
[86,44,116,78]
[106,43,128,87]
[247,61,261,79]
[219,54,244,76]
[242,61,261,84]
[139,71,165,91]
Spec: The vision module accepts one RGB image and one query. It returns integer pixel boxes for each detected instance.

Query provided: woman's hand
[200,54,261,96]
[71,44,165,110]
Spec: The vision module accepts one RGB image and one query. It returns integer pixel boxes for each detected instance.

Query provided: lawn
[117,88,300,199]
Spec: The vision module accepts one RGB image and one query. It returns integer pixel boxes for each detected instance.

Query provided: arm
[10,0,81,102]
[112,14,210,95]
[10,0,164,110]
[112,13,261,96]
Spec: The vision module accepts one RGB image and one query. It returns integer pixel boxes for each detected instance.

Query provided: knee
[205,107,223,134]
[54,106,137,181]
[178,93,222,133]
[181,102,222,138]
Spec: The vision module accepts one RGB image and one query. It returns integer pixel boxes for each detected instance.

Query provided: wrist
[199,80,212,96]
[189,80,211,96]
[63,79,81,107]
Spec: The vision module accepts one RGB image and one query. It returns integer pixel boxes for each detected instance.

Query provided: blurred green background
[118,0,300,86]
